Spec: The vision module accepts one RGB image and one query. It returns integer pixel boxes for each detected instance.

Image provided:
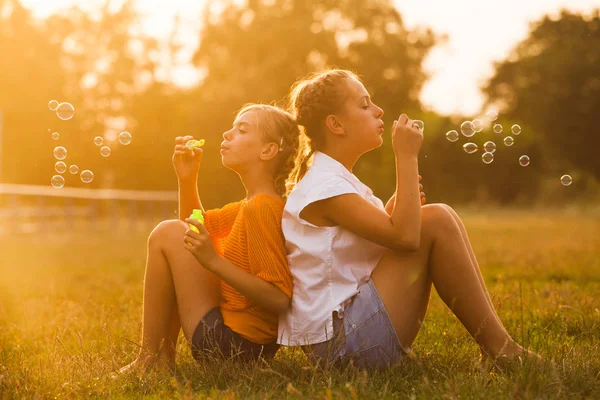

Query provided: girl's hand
[172,135,203,183]
[419,174,426,206]
[183,219,219,269]
[391,114,423,158]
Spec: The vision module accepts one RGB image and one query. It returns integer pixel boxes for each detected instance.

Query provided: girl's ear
[260,142,279,161]
[325,114,345,137]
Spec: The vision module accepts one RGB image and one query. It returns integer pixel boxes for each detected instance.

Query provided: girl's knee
[422,203,456,233]
[148,219,186,245]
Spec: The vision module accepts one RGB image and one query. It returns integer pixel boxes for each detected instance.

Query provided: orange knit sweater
[203,194,292,344]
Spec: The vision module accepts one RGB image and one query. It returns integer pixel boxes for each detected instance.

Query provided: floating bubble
[100,146,111,157]
[56,102,75,120]
[69,164,79,174]
[412,120,424,131]
[446,130,459,142]
[486,110,498,121]
[460,121,476,137]
[53,146,67,160]
[51,175,65,188]
[473,119,484,133]
[118,131,132,145]
[55,161,67,174]
[463,142,478,154]
[483,141,496,153]
[48,100,59,111]
[482,152,494,164]
[503,136,514,146]
[94,136,104,146]
[80,170,94,183]
[493,124,503,134]
[519,155,530,167]
[51,132,60,140]
[511,124,521,135]
[560,175,572,186]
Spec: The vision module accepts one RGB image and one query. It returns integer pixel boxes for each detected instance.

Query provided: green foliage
[0,1,598,207]
[484,9,600,181]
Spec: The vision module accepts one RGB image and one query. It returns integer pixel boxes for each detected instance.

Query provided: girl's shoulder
[243,193,285,215]
[293,169,357,197]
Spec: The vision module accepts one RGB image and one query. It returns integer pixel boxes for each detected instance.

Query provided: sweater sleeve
[244,195,293,299]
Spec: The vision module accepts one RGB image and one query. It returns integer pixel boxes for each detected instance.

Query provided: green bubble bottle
[189,209,204,233]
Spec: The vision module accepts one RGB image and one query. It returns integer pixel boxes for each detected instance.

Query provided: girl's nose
[375,105,384,118]
[223,129,233,140]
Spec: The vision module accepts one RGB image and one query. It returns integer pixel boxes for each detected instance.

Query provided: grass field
[1,208,599,399]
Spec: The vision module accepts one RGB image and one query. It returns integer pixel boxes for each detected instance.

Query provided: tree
[483,9,600,181]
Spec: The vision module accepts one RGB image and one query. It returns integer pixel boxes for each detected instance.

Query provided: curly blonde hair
[286,69,359,190]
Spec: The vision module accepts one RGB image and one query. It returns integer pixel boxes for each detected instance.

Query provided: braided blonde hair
[287,69,359,189]
[235,104,301,199]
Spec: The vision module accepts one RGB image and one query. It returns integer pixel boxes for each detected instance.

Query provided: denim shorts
[302,279,410,370]
[191,307,279,362]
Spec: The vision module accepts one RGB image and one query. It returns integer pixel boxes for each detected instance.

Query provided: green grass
[1,209,599,399]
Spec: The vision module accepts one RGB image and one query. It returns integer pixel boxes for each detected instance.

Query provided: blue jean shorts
[303,279,410,370]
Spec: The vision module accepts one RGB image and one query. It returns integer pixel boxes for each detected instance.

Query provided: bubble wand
[184,138,206,233]
[185,139,205,150]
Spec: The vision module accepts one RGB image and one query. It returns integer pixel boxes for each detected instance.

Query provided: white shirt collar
[311,151,372,195]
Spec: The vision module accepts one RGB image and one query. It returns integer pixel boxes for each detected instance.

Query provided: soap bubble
[48,100,59,111]
[94,136,104,146]
[100,146,111,157]
[69,164,79,174]
[463,142,478,154]
[472,119,484,133]
[53,146,67,160]
[412,120,424,131]
[446,130,459,142]
[51,132,60,140]
[503,136,514,146]
[519,155,530,167]
[493,124,503,134]
[118,131,132,145]
[486,110,498,121]
[51,175,65,188]
[483,141,496,153]
[56,102,75,121]
[55,161,67,174]
[511,124,521,135]
[80,170,94,183]
[460,121,476,137]
[482,152,494,164]
[560,175,572,186]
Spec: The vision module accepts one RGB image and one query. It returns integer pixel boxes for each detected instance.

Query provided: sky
[18,0,600,116]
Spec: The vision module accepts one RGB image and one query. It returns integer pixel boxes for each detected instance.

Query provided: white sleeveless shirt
[278,152,387,345]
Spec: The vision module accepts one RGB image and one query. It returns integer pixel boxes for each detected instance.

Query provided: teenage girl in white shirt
[278,69,539,370]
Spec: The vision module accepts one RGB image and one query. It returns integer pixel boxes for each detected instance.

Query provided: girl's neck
[319,146,360,173]
[238,166,280,200]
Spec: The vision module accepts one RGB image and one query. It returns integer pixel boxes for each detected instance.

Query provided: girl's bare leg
[118,220,220,373]
[372,204,527,360]
[440,205,508,347]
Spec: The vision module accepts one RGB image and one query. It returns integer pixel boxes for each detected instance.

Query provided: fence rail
[0,183,178,235]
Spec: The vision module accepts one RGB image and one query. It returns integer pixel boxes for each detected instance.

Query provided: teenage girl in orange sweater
[118,104,300,373]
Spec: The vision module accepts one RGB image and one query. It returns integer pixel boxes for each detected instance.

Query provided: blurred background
[0,0,599,234]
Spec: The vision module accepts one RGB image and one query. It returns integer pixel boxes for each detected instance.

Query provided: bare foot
[479,342,542,372]
[112,355,175,379]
